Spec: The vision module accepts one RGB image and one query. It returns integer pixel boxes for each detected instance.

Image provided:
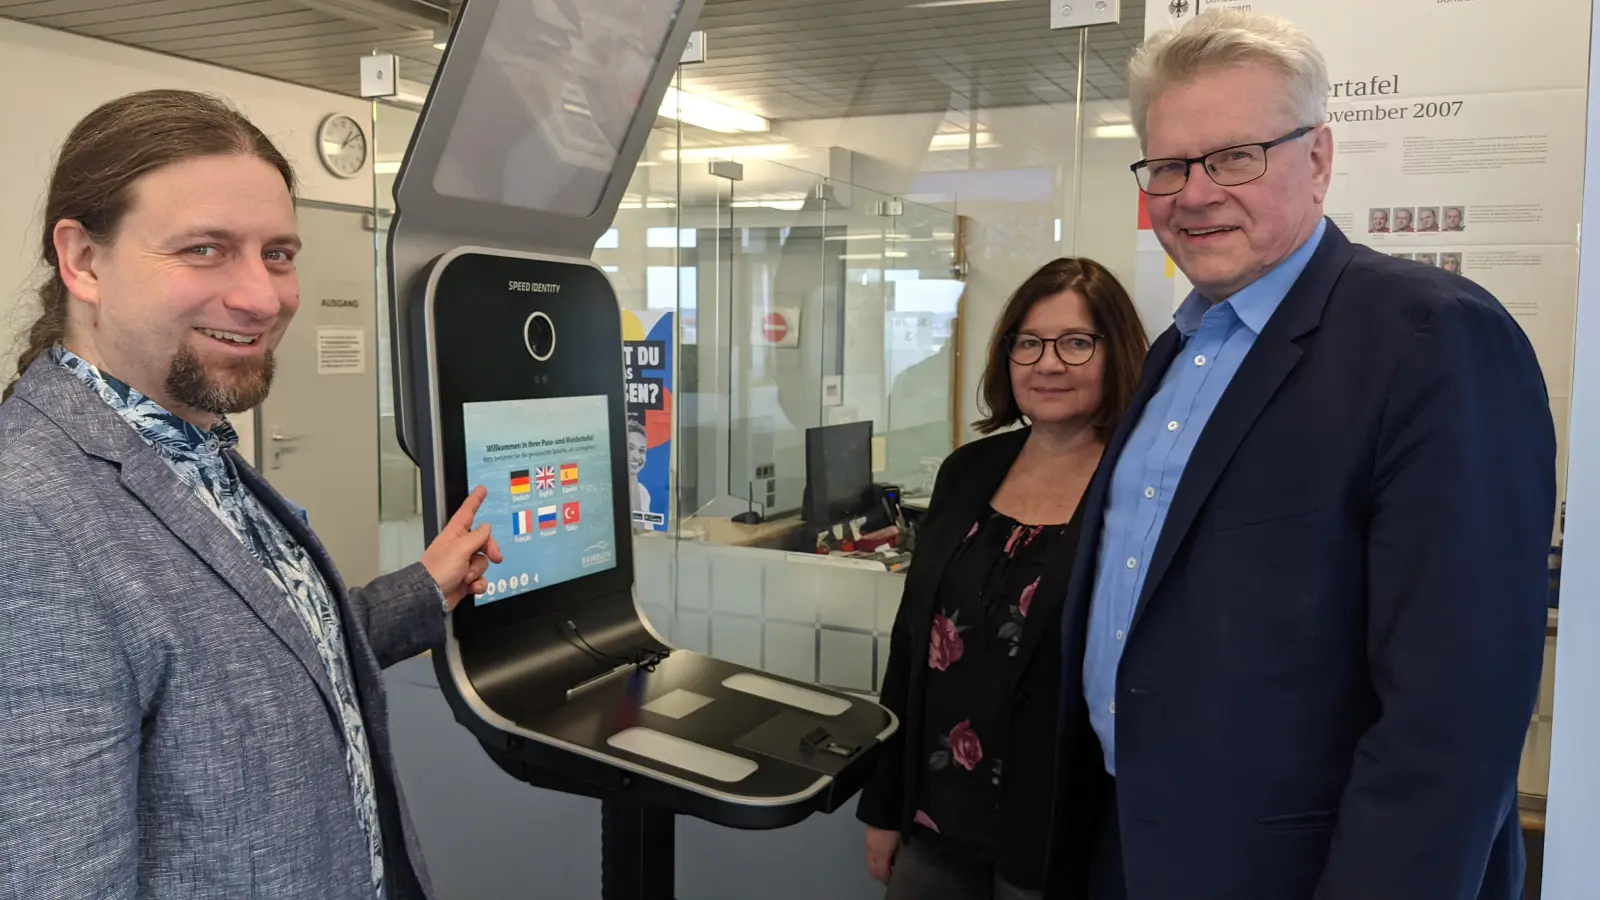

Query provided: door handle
[268,428,302,471]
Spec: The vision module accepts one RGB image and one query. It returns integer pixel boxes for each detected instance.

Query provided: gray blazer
[0,360,440,899]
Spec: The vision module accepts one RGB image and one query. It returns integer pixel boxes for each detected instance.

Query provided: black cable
[564,619,626,664]
[570,625,610,661]
[563,620,670,672]
[632,645,671,672]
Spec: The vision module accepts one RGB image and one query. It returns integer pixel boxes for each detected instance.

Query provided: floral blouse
[914,504,1080,857]
[53,346,387,899]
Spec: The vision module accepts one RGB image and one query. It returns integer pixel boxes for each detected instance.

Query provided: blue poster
[622,310,673,532]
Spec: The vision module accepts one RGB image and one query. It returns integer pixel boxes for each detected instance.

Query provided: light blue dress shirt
[1083,218,1326,776]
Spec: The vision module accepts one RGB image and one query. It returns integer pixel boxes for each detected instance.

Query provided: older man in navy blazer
[1051,11,1556,900]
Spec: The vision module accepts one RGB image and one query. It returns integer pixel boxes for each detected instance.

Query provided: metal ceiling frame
[294,0,449,31]
[0,0,1143,117]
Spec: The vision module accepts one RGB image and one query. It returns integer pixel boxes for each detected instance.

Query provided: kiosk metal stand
[486,746,676,900]
[602,798,675,900]
[385,3,899,897]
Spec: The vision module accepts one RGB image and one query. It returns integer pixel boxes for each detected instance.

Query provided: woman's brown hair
[973,257,1149,436]
[3,89,296,402]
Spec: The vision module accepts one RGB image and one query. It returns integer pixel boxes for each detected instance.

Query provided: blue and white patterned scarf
[52,345,386,898]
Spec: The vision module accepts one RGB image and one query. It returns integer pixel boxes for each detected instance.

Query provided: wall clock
[317,113,368,179]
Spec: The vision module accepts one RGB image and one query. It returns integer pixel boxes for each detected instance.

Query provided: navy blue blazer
[1049,220,1556,900]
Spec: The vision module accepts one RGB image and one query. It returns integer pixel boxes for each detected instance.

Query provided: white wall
[1541,0,1600,892]
[0,16,376,378]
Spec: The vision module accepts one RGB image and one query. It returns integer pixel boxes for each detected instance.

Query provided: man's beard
[165,342,276,416]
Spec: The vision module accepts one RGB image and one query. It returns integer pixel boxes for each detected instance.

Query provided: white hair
[1128,10,1329,148]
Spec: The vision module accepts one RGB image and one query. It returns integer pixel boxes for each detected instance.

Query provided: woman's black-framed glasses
[1130,125,1317,196]
[1006,332,1103,367]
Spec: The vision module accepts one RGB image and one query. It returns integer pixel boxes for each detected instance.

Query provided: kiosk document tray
[457,647,897,830]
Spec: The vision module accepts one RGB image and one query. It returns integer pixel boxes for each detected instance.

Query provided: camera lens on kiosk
[524,311,555,361]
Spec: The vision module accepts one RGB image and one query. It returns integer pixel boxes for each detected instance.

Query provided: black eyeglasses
[1006,332,1103,367]
[1130,125,1317,196]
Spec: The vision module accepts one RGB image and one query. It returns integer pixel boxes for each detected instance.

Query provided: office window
[647,227,697,249]
[595,227,620,249]
[647,265,697,311]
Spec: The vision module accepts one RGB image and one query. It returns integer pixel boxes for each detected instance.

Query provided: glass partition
[666,167,962,539]
[369,31,1074,693]
[722,158,832,530]
[602,122,688,631]
[372,102,425,576]
[880,195,962,493]
[669,140,741,533]
[647,148,960,689]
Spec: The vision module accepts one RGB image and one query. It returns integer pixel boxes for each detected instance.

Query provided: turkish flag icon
[562,501,581,525]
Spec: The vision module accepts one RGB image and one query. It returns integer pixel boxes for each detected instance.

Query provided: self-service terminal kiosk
[385,2,898,897]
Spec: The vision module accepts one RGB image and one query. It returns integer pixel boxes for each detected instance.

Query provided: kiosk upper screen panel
[464,395,619,605]
[433,0,684,218]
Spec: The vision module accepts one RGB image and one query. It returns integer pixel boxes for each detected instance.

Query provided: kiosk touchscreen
[462,392,618,603]
[388,2,897,896]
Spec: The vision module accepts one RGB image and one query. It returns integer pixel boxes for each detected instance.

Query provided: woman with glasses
[857,258,1148,900]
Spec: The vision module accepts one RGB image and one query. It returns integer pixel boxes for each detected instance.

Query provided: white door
[255,203,381,586]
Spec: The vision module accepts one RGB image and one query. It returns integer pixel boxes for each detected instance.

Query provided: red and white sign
[751,306,801,348]
[760,313,787,343]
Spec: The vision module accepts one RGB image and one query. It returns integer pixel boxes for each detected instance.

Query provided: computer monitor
[803,421,873,524]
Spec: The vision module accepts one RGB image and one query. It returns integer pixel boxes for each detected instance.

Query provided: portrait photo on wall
[1440,252,1463,274]
[1414,252,1439,267]
[1391,207,1415,233]
[1369,207,1391,233]
[1443,205,1466,231]
[1416,207,1441,232]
